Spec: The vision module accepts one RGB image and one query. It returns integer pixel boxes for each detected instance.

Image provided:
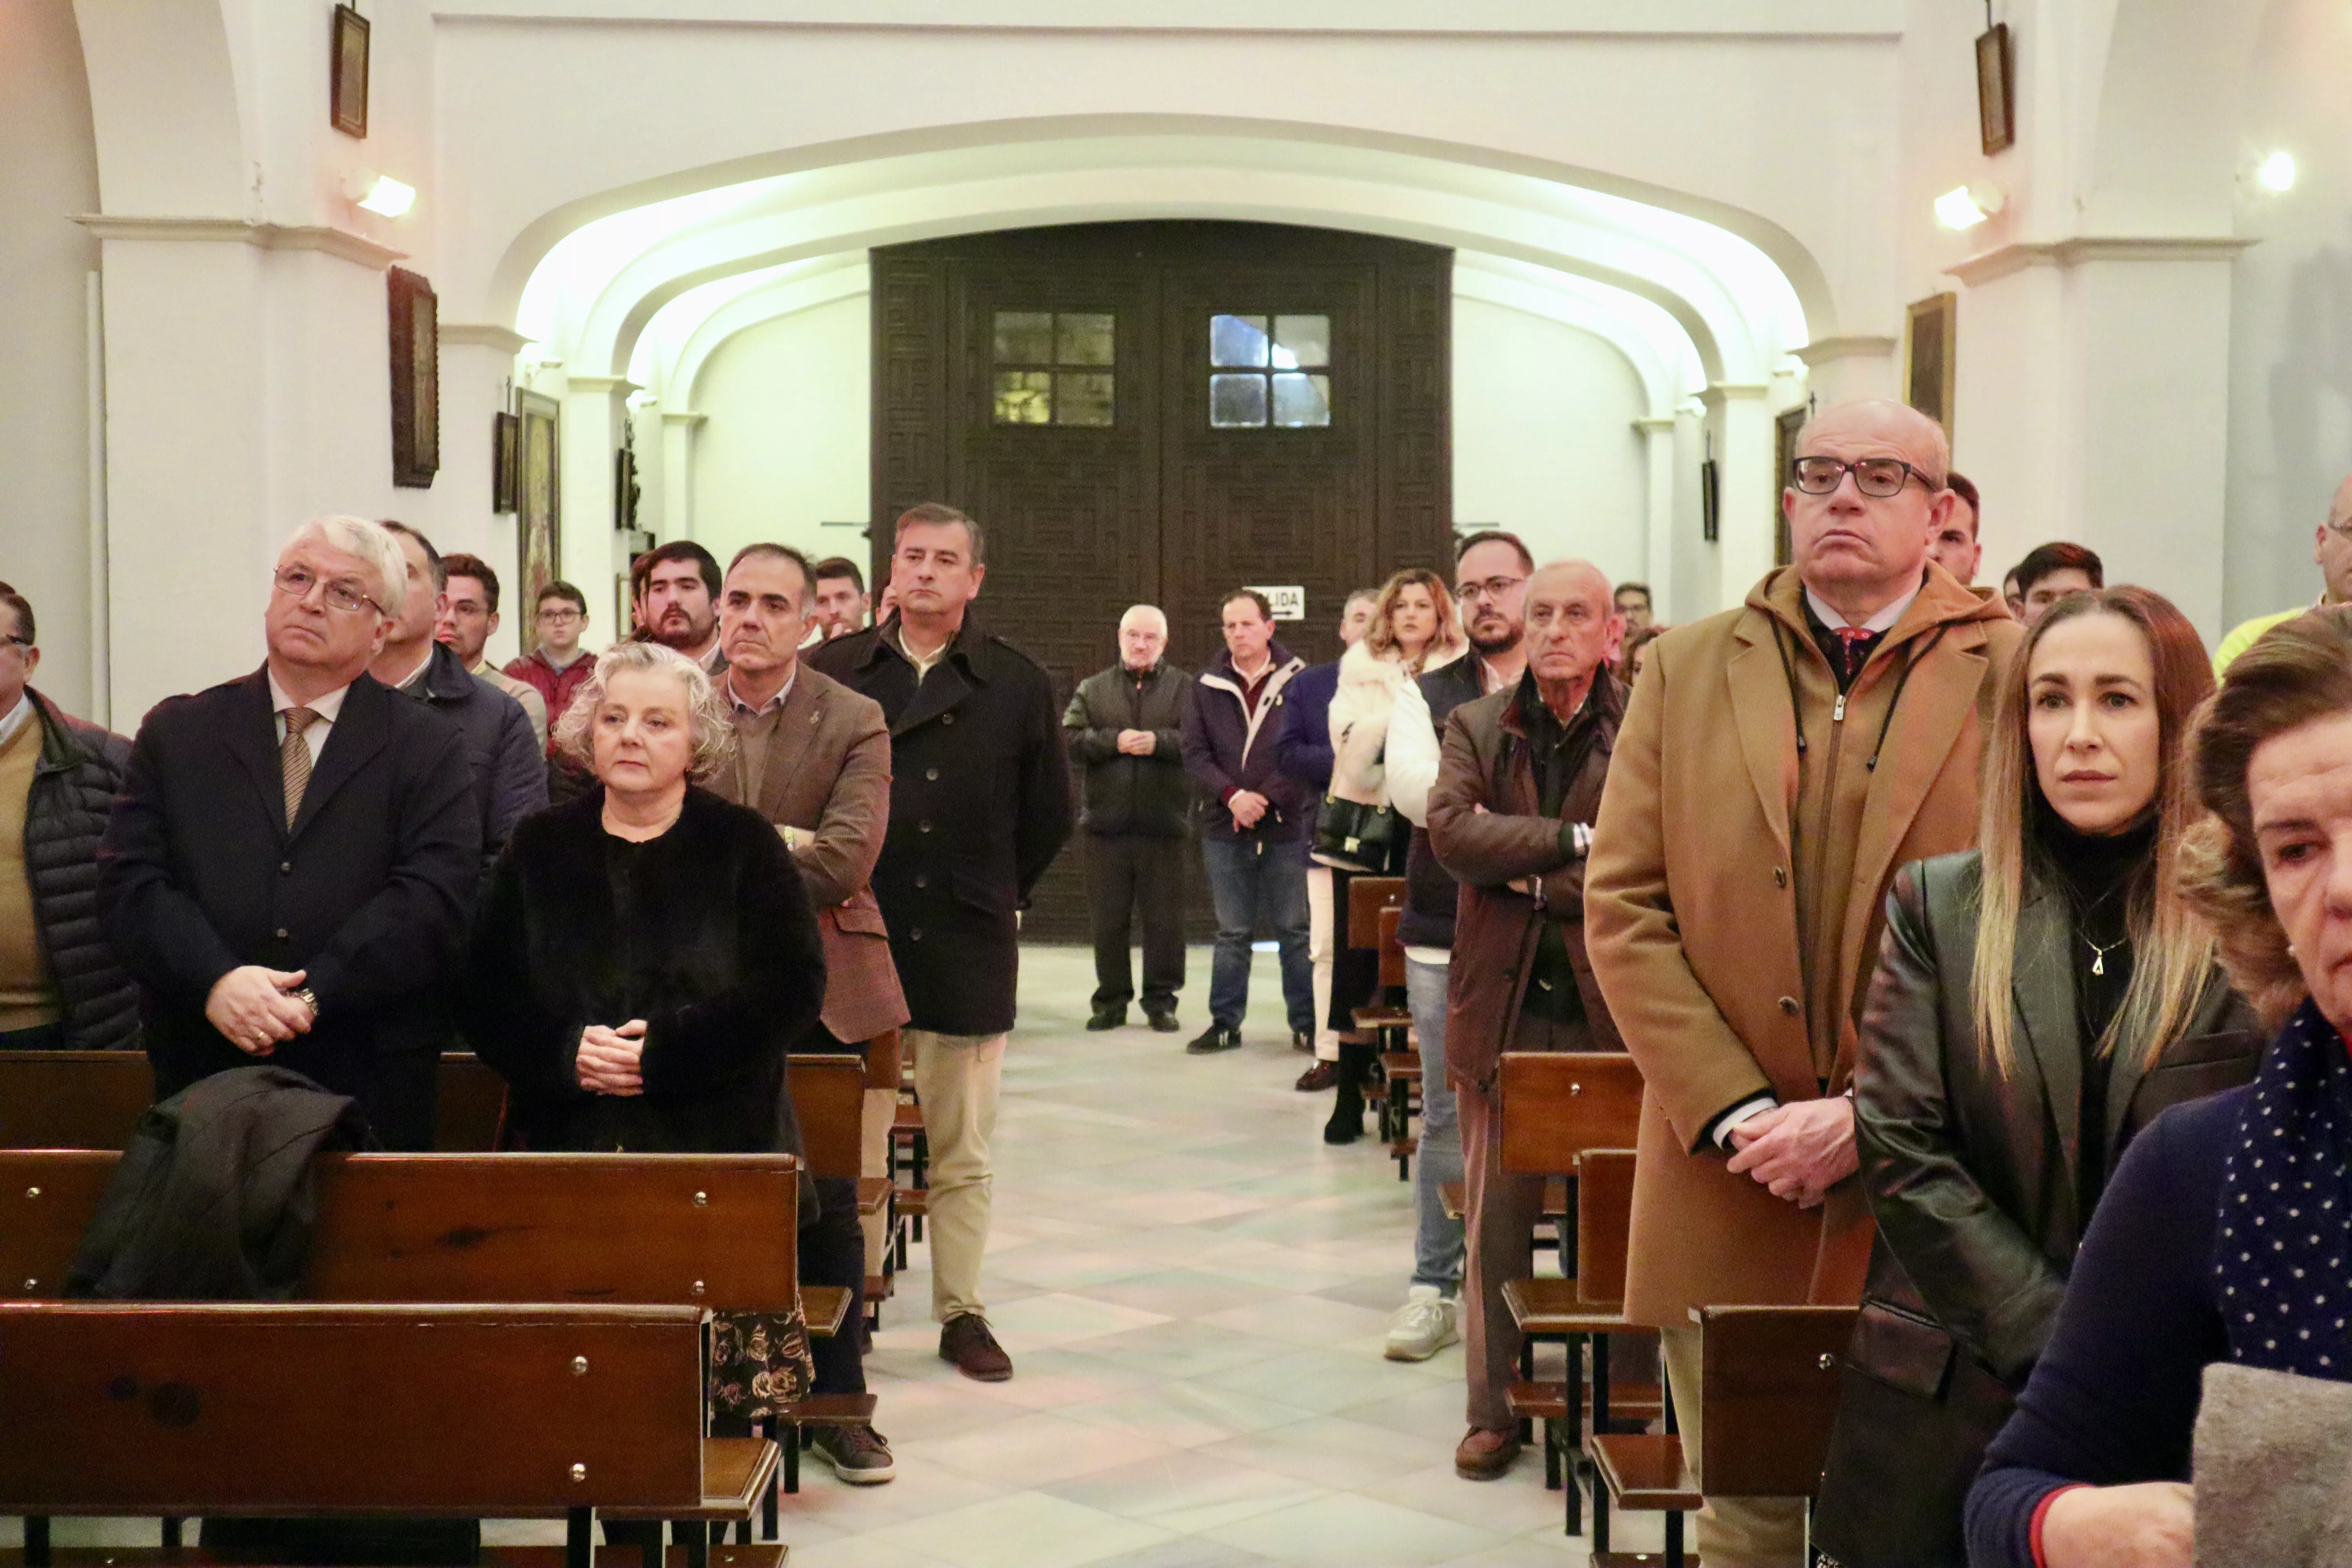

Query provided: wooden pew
[0,1051,508,1155]
[0,1300,778,1568]
[774,1056,885,1493]
[860,1031,902,1319]
[1370,906,1420,1180]
[2,1151,809,1548]
[1586,1303,1858,1568]
[1496,1051,1656,1535]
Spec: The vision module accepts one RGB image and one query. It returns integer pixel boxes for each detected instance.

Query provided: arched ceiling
[517,128,1814,407]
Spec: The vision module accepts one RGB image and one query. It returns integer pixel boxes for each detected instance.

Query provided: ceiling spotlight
[2257,151,2298,193]
[343,172,417,218]
[1935,182,2006,231]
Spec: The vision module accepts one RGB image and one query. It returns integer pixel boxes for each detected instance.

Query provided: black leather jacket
[1814,849,2261,1566]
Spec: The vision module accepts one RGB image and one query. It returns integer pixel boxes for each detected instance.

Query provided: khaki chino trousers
[905,1027,1006,1322]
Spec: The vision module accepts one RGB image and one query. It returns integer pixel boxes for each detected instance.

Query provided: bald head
[1796,399,1950,485]
[2316,477,2352,604]
[1785,397,1952,621]
[1118,604,1169,671]
[1523,559,1618,706]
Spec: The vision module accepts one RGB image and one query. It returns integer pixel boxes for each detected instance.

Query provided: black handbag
[1311,794,1403,873]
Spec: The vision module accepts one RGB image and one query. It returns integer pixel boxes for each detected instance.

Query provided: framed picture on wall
[388,267,439,487]
[1976,24,2015,156]
[330,5,369,138]
[516,390,561,653]
[1906,292,1957,439]
[491,411,520,513]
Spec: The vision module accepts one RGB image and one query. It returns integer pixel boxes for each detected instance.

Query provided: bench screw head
[22,1278,34,1291]
[1818,1353,1837,1370]
[1569,1083,1583,1096]
[571,1464,587,1482]
[691,1280,706,1297]
[25,1187,39,1199]
[572,1356,588,1376]
[693,1191,708,1207]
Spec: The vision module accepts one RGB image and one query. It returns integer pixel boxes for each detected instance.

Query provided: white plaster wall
[688,295,872,569]
[2220,0,2352,628]
[1450,298,1649,583]
[0,0,102,717]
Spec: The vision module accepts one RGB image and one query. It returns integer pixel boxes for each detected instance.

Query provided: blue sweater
[1277,660,1340,796]
[1964,1087,2245,1567]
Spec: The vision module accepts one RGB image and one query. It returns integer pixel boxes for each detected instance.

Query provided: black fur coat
[461,787,826,1187]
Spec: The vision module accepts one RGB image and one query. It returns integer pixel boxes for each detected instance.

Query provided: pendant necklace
[2083,931,2129,978]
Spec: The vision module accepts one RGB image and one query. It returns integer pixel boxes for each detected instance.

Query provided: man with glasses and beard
[1374,531,1534,1364]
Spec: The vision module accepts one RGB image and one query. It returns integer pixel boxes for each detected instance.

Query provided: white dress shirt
[266,671,352,768]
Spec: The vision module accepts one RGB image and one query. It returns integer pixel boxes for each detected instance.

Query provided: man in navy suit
[99,516,480,1149]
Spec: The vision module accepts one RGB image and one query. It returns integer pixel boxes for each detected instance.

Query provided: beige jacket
[1584,564,2020,1327]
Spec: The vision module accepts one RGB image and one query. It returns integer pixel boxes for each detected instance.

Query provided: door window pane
[992,311,1115,426]
[1271,372,1332,428]
[993,312,1054,366]
[1210,314,1271,368]
[1210,373,1269,428]
[1273,315,1330,368]
[1056,313,1116,367]
[993,371,1053,424]
[1057,372,1115,427]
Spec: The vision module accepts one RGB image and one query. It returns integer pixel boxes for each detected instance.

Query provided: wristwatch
[294,987,320,1020]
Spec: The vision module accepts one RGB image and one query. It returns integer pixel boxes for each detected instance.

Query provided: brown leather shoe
[1294,1060,1338,1092]
[1454,1426,1521,1480]
[939,1312,1014,1381]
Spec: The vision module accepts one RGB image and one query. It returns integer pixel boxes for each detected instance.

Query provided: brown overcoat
[1428,673,1627,1093]
[709,664,910,1045]
[1584,565,2020,1328]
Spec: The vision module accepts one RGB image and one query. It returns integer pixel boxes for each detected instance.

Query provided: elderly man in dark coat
[1429,558,1632,1482]
[808,503,1073,1383]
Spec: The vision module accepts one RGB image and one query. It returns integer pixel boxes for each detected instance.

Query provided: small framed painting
[1907,292,1958,440]
[1976,24,2015,156]
[491,410,520,513]
[330,5,369,139]
[388,267,439,488]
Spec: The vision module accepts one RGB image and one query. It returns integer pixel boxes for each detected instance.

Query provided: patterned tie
[281,707,319,829]
[1833,626,1878,684]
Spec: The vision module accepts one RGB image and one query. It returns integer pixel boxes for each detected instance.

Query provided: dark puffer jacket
[22,689,140,1051]
[1063,661,1193,838]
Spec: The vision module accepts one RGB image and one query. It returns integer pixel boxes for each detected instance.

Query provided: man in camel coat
[1584,400,2022,1566]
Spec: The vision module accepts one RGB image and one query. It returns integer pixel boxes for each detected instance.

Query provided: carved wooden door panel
[871,223,1451,942]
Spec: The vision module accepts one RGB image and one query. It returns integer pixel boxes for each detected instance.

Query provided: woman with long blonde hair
[1812,586,2261,1566]
[1313,567,1467,1142]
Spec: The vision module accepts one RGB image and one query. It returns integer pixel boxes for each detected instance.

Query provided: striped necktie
[281,707,319,829]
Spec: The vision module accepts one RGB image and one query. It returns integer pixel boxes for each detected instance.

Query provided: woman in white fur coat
[1315,567,1466,1143]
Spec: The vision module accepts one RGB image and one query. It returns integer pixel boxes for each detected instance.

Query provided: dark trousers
[0,1022,67,1051]
[802,1175,867,1396]
[1087,832,1187,1014]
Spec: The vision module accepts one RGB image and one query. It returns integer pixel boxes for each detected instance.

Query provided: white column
[1702,383,1776,610]
[1949,239,2244,641]
[661,410,706,544]
[434,325,528,655]
[561,374,637,636]
[1634,415,1676,619]
[1791,336,1900,408]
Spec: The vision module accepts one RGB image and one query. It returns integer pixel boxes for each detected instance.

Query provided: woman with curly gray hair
[462,639,827,1434]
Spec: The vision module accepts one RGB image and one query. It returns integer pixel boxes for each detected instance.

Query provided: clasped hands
[1227,789,1269,828]
[1725,1095,1858,1209]
[205,965,314,1056]
[1115,728,1157,756]
[577,1020,649,1096]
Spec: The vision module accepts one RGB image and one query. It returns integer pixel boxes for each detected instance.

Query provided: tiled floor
[11,944,1666,1568]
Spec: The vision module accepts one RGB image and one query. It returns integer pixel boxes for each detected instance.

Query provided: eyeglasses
[537,608,583,624]
[1457,575,1528,604]
[1790,456,1941,499]
[272,566,380,615]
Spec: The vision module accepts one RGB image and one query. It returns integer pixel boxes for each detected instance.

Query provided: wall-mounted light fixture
[1934,182,2006,231]
[2256,151,2298,194]
[343,171,416,218]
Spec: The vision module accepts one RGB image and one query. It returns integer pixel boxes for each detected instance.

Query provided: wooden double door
[870,220,1453,942]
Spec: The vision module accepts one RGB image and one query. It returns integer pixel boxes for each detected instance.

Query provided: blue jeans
[1200,833,1315,1033]
[1407,955,1465,1292]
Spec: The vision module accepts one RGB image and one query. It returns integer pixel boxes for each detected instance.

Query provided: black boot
[1323,1043,1371,1144]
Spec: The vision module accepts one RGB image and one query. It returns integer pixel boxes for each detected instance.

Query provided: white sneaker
[1384,1284,1460,1362]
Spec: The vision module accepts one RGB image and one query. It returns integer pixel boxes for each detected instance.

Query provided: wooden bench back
[1376,905,1405,988]
[0,1052,508,1152]
[1497,1052,1644,1176]
[1347,876,1406,949]
[787,1054,866,1180]
[1573,1149,1638,1306]
[1698,1304,1861,1498]
[864,1028,902,1093]
[0,1301,704,1515]
[0,1051,151,1151]
[0,1151,798,1313]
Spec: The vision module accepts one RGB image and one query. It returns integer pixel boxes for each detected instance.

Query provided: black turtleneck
[2031,795,2156,1210]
